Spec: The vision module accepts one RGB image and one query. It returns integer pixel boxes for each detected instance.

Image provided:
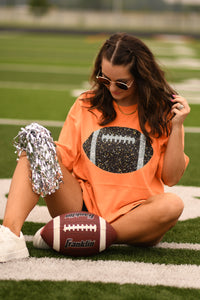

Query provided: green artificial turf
[0,88,74,121]
[0,281,199,300]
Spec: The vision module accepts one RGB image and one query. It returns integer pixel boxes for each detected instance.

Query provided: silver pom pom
[13,123,63,197]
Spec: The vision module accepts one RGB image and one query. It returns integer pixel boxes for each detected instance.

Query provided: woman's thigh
[45,161,83,218]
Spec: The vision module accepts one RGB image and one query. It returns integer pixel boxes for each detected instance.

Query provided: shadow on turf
[27,241,200,266]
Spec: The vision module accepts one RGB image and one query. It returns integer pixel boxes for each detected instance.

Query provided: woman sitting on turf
[0,33,190,262]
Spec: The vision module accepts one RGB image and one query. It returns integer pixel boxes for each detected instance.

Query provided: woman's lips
[112,91,121,96]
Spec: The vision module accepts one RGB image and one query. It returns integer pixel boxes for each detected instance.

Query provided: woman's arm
[161,95,190,186]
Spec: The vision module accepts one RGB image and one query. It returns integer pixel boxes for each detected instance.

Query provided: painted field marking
[0,81,77,91]
[0,63,89,74]
[1,181,200,223]
[0,257,200,289]
[0,119,200,133]
[160,58,200,69]
[0,118,64,127]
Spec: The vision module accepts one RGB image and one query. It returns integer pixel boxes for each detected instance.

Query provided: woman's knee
[166,193,184,217]
[151,193,184,224]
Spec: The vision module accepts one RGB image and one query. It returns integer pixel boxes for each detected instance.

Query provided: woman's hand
[171,95,190,127]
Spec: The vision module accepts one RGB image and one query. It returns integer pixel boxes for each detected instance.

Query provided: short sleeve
[55,99,82,172]
[156,126,189,180]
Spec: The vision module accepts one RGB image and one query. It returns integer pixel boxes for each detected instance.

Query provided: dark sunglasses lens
[97,77,110,85]
[116,82,128,90]
[97,76,129,90]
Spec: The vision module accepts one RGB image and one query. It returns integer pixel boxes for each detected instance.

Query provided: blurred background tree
[1,0,200,12]
[29,0,50,15]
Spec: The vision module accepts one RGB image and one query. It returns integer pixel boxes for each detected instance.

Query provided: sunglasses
[96,72,134,91]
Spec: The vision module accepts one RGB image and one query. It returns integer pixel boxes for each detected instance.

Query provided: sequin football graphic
[83,127,153,173]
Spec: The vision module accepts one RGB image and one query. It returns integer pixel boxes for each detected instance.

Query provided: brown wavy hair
[83,33,175,142]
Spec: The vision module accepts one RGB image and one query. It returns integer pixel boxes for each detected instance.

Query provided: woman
[0,33,190,262]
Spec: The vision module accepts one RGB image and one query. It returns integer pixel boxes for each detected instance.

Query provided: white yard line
[0,118,200,133]
[0,77,199,103]
[0,257,200,289]
[1,57,200,72]
[160,58,200,70]
[0,81,77,91]
[156,242,200,251]
[0,63,89,74]
[172,79,200,92]
[0,118,64,127]
[1,182,200,223]
[184,127,200,133]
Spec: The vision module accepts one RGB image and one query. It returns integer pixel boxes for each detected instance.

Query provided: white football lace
[63,224,97,232]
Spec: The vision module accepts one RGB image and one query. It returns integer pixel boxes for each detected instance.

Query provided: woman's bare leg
[111,193,184,246]
[3,154,83,237]
[3,154,39,237]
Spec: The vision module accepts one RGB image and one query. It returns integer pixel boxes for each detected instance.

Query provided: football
[41,211,117,257]
[83,126,153,174]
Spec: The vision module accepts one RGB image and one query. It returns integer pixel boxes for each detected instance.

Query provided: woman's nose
[109,82,118,91]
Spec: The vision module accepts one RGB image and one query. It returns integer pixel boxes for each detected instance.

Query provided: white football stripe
[137,134,146,170]
[1,258,200,289]
[99,217,106,252]
[90,129,100,165]
[53,216,60,252]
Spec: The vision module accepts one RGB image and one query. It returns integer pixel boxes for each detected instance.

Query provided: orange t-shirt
[56,93,189,223]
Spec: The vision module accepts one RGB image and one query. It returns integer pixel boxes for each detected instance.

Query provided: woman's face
[101,58,137,106]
